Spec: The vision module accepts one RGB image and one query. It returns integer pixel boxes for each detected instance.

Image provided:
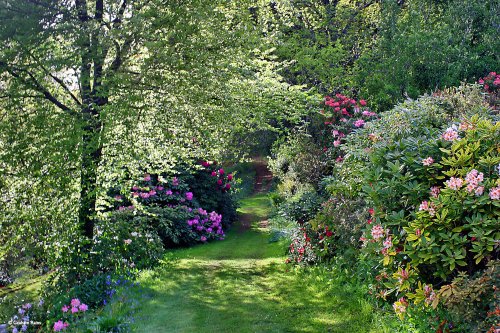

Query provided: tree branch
[0,61,75,114]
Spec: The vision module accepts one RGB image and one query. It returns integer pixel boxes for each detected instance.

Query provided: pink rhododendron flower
[360,99,367,106]
[422,157,434,166]
[419,201,436,216]
[333,140,341,147]
[445,177,463,190]
[165,189,173,196]
[489,186,500,200]
[185,192,193,201]
[354,119,365,127]
[227,174,233,181]
[442,128,460,141]
[371,225,385,240]
[219,168,225,175]
[211,171,217,177]
[143,174,151,182]
[383,236,392,249]
[62,305,69,313]
[78,304,88,312]
[201,236,207,242]
[225,183,231,190]
[217,179,223,185]
[71,307,78,314]
[430,186,441,198]
[475,186,484,196]
[124,239,132,245]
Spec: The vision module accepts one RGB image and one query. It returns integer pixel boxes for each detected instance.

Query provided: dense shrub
[348,89,499,328]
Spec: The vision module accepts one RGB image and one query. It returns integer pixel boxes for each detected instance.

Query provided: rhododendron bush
[272,83,499,331]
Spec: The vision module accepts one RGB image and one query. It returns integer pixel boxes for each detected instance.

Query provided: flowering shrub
[479,71,500,95]
[105,173,226,248]
[182,161,238,228]
[286,224,319,265]
[319,93,377,163]
[360,116,499,327]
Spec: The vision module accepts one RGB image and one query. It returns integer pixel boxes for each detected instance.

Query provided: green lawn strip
[127,193,400,332]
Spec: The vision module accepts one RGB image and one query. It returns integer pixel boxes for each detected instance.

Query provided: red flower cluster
[320,94,377,162]
[478,71,500,93]
[200,161,234,192]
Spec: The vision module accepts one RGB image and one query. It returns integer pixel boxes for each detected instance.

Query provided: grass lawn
[128,193,401,332]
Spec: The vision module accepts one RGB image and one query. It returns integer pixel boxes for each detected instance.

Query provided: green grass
[128,193,401,332]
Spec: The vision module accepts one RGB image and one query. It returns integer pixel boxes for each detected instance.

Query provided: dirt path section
[253,157,273,194]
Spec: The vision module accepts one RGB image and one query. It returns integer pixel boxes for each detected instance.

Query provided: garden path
[129,164,394,332]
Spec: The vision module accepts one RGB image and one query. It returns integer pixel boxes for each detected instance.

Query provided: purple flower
[62,305,69,313]
[165,190,173,196]
[71,307,78,314]
[185,192,194,201]
[78,304,88,312]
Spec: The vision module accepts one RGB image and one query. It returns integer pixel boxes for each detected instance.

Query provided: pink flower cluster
[371,225,385,241]
[321,94,377,160]
[419,201,436,216]
[422,157,434,166]
[53,320,69,331]
[490,186,500,200]
[442,127,460,141]
[465,169,484,196]
[54,299,88,331]
[445,177,463,190]
[478,71,500,93]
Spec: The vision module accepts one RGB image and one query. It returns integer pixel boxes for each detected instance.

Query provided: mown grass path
[130,193,397,333]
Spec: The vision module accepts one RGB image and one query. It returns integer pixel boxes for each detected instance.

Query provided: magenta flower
[53,320,67,332]
[144,174,151,182]
[225,183,231,190]
[354,119,365,128]
[70,299,80,307]
[219,168,225,175]
[71,307,78,314]
[165,189,173,196]
[217,179,223,185]
[227,174,233,181]
[185,192,194,201]
[78,304,88,312]
[62,305,69,313]
[211,171,217,177]
[201,236,207,242]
